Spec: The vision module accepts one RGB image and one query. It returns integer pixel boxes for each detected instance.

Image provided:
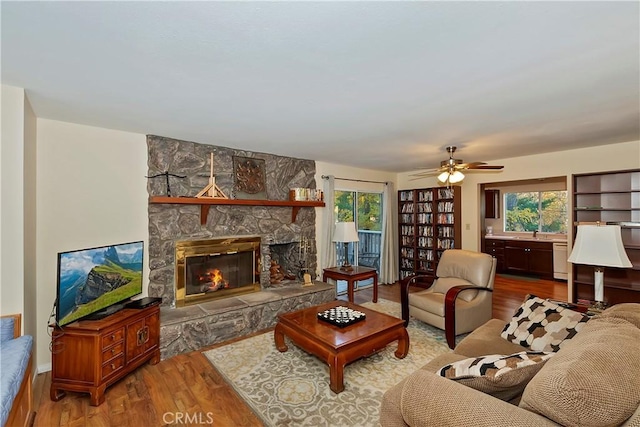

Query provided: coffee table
[274,300,409,393]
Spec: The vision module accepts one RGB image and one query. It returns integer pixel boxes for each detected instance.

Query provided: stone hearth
[160,282,335,359]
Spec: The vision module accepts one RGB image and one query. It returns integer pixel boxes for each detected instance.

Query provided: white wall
[36,119,147,370]
[23,95,38,355]
[1,85,26,317]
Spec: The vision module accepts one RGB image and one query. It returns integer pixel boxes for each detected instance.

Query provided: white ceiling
[2,1,639,172]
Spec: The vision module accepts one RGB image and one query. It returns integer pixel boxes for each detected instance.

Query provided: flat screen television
[56,241,144,326]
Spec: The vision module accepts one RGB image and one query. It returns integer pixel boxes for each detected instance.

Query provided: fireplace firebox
[175,237,261,307]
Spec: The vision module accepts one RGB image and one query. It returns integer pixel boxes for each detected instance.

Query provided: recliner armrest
[444,286,493,349]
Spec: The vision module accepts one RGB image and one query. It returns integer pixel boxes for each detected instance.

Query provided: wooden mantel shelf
[149,196,325,225]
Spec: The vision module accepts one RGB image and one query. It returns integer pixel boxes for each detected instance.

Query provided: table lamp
[568,223,632,309]
[333,222,359,271]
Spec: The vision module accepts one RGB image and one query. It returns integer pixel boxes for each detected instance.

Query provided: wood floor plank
[32,274,565,426]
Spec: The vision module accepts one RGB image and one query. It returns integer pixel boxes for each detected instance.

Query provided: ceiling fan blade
[467,165,504,170]
[410,169,441,177]
[458,161,486,169]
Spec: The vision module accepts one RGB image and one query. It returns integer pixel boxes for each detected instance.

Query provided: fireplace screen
[175,237,260,306]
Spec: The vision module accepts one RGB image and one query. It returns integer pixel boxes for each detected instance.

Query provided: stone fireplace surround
[147,136,335,359]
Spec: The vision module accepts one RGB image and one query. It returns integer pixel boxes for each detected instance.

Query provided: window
[333,190,383,294]
[504,191,568,233]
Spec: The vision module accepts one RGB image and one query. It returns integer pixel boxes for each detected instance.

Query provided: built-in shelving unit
[572,169,640,304]
[149,196,325,225]
[398,187,461,284]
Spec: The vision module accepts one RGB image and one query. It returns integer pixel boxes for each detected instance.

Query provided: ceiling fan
[411,146,504,184]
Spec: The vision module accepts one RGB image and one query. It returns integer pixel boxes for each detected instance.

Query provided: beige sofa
[381,303,640,427]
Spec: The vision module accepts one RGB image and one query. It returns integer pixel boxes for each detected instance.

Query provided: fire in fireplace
[175,237,260,306]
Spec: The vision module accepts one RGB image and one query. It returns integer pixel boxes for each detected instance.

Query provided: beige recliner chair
[400,249,496,349]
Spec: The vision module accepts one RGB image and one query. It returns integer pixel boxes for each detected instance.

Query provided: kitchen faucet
[533,230,538,238]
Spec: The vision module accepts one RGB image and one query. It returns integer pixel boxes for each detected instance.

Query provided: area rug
[203,299,450,427]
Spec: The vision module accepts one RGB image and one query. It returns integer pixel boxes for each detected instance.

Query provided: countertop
[485,235,567,243]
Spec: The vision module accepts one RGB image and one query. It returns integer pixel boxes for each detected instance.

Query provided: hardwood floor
[32,274,566,426]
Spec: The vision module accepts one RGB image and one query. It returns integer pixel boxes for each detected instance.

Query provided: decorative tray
[317,306,366,328]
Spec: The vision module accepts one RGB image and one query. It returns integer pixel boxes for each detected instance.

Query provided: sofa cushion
[0,335,33,427]
[501,295,589,352]
[437,351,554,401]
[432,277,478,302]
[454,318,528,358]
[520,316,640,427]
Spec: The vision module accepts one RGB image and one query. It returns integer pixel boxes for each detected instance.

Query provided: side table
[322,266,378,303]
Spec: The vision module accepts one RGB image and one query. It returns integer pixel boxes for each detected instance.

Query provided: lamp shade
[568,225,632,268]
[333,222,359,243]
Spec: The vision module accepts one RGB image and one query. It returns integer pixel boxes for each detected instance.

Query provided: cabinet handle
[111,334,116,340]
[111,348,116,355]
[111,363,116,369]
[137,326,150,346]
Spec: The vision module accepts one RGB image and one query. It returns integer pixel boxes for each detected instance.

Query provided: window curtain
[320,175,336,270]
[380,182,398,284]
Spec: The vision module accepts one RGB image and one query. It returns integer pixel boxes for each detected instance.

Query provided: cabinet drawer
[505,240,552,251]
[101,328,124,349]
[101,341,124,364]
[101,354,125,379]
[485,240,504,248]
[486,247,504,256]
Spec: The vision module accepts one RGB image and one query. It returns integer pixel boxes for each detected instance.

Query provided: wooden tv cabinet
[50,304,160,406]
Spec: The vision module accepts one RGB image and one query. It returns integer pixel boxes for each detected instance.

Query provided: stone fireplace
[147,135,320,306]
[175,236,261,306]
[147,136,335,359]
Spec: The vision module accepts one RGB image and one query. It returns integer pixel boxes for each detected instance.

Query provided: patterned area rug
[203,299,450,427]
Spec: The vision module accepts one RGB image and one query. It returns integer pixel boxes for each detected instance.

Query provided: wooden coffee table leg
[394,328,410,359]
[329,354,346,393]
[274,323,288,352]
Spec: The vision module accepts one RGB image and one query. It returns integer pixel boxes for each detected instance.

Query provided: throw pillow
[438,351,554,401]
[0,317,14,343]
[501,295,589,352]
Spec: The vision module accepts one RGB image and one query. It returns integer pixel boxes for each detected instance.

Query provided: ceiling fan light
[449,171,465,183]
[437,171,450,183]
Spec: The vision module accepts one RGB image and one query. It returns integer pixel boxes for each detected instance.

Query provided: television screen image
[56,241,144,326]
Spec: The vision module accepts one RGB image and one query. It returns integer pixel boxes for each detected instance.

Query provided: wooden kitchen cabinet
[50,305,160,406]
[484,190,500,219]
[483,239,505,273]
[504,240,553,278]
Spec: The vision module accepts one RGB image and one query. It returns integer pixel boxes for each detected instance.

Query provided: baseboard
[37,362,51,374]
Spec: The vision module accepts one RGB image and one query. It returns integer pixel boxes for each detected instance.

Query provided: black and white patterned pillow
[501,295,589,352]
[438,351,554,401]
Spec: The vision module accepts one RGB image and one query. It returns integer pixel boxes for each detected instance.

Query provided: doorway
[334,190,382,294]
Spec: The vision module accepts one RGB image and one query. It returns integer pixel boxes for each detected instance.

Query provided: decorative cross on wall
[145,171,186,197]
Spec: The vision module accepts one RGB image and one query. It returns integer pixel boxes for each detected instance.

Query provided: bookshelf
[398,186,461,284]
[572,169,640,304]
